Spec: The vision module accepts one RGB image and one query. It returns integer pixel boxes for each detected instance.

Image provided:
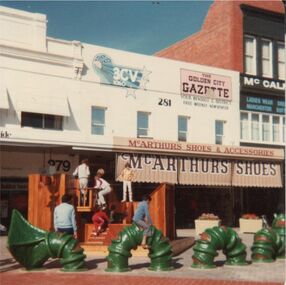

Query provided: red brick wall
[156,0,284,72]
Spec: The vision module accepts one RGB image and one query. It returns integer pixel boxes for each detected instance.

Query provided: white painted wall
[0,6,240,152]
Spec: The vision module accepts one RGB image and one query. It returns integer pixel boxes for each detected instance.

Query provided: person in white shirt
[118,162,134,202]
[73,159,90,205]
[94,168,112,209]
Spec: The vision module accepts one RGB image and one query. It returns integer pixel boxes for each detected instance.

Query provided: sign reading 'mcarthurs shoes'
[116,153,282,187]
[114,137,284,187]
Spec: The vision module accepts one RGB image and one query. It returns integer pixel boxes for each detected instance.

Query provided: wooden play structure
[28,174,176,254]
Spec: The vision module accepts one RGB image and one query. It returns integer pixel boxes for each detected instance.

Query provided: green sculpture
[7,209,87,271]
[251,213,285,262]
[192,226,248,269]
[106,223,173,272]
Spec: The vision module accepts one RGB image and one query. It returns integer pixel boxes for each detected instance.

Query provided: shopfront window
[251,114,260,141]
[262,115,270,142]
[240,112,249,140]
[91,107,105,135]
[137,111,149,137]
[215,120,224,145]
[178,116,188,142]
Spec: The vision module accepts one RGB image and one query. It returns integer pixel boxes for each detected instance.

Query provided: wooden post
[28,174,66,231]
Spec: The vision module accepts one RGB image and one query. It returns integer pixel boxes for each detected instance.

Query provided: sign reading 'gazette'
[180,69,232,101]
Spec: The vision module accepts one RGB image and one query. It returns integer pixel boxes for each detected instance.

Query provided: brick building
[156,0,285,223]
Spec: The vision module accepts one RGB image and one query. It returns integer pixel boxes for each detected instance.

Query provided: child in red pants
[92,207,110,236]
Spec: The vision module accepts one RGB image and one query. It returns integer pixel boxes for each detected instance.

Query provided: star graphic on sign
[125,88,137,98]
[140,67,152,90]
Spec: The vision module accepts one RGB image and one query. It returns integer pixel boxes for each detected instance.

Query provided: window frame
[261,38,273,78]
[137,111,150,137]
[21,112,63,130]
[178,115,188,142]
[244,35,257,75]
[277,42,285,80]
[91,106,106,135]
[240,111,285,145]
[215,120,225,145]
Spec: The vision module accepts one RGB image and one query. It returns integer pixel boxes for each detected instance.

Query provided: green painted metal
[7,209,87,271]
[251,214,285,262]
[106,223,173,272]
[272,213,285,259]
[191,226,247,269]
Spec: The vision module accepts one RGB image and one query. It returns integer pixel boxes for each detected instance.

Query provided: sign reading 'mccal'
[181,69,232,101]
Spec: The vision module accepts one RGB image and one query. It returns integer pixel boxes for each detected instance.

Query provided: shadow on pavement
[0,258,22,272]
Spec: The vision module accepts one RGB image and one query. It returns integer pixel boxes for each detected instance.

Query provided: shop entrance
[175,186,234,228]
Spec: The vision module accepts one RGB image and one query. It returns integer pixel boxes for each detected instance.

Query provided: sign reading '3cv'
[92,53,151,96]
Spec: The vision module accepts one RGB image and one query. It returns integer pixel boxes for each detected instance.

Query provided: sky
[1,1,213,55]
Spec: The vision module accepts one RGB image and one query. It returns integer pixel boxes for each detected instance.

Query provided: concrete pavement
[0,229,285,285]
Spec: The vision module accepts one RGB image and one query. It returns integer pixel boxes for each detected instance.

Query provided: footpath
[0,229,285,285]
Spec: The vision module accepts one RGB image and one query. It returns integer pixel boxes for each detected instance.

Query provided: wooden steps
[80,243,149,257]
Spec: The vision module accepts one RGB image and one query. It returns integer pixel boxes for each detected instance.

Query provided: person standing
[54,194,77,239]
[132,194,152,249]
[73,159,90,206]
[119,162,134,202]
[94,168,112,209]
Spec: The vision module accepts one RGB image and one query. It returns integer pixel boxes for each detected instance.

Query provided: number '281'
[158,98,172,106]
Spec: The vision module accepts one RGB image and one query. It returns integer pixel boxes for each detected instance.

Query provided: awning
[0,86,9,109]
[178,158,232,186]
[116,153,283,188]
[116,153,177,184]
[18,95,70,116]
[232,161,282,188]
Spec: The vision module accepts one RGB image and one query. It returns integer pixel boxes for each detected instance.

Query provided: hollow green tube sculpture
[251,214,285,262]
[191,226,247,269]
[106,223,173,272]
[7,209,87,272]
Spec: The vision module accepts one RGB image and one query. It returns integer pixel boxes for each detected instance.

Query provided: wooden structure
[28,174,68,231]
[28,174,176,254]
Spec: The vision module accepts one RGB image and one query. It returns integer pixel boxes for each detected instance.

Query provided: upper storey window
[277,42,285,80]
[244,35,284,80]
[261,39,272,78]
[244,36,256,75]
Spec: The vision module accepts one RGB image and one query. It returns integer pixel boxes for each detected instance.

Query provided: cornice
[0,42,83,69]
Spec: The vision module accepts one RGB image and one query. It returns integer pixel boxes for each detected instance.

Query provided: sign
[92,53,151,97]
[181,69,232,101]
[241,74,285,93]
[241,94,285,115]
[1,150,79,177]
[116,153,177,184]
[232,161,282,187]
[116,153,282,187]
[113,137,284,160]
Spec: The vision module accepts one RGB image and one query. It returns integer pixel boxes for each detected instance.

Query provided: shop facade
[0,5,284,228]
[156,0,285,225]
